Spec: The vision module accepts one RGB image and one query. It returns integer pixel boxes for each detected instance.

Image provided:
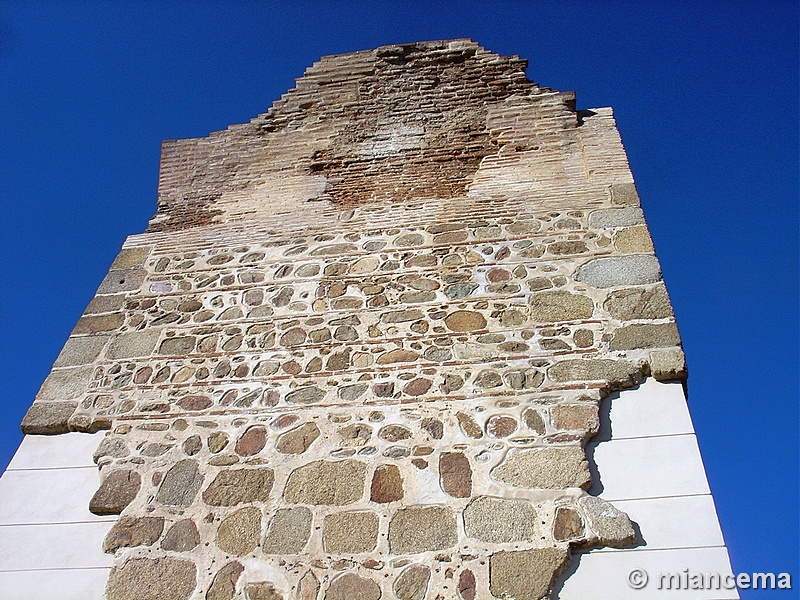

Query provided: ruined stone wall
[21,40,686,600]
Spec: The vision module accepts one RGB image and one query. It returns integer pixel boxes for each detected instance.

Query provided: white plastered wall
[0,379,736,600]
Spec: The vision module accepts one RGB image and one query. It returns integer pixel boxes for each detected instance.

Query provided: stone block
[103,516,164,553]
[284,460,366,505]
[324,573,381,600]
[394,565,431,600]
[548,359,643,390]
[439,452,472,498]
[53,335,108,367]
[489,548,569,600]
[276,422,320,454]
[323,511,379,553]
[203,468,275,506]
[604,284,672,320]
[97,268,146,294]
[649,347,688,381]
[73,313,125,334]
[610,322,681,350]
[21,401,77,435]
[614,225,654,253]
[490,446,591,489]
[588,207,644,228]
[529,290,593,323]
[105,330,160,359]
[34,366,94,403]
[579,495,636,547]
[463,496,537,543]
[206,562,244,600]
[371,464,404,503]
[161,519,200,552]
[388,506,457,554]
[110,246,151,270]
[263,507,312,554]
[575,255,661,288]
[609,182,641,206]
[89,468,141,515]
[156,460,203,506]
[105,557,197,600]
[216,506,261,555]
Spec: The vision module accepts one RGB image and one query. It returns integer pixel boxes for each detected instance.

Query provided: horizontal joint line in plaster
[4,465,98,473]
[592,432,699,443]
[595,492,714,503]
[0,519,117,527]
[0,567,112,574]
[574,542,729,555]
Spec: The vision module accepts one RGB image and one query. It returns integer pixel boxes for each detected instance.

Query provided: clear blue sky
[0,1,797,595]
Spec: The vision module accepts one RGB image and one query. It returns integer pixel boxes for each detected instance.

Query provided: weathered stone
[377,348,420,364]
[161,519,200,552]
[444,310,486,332]
[604,284,671,320]
[156,459,203,506]
[609,182,641,206]
[579,495,636,547]
[649,348,687,381]
[159,336,196,355]
[610,322,680,350]
[177,394,213,411]
[74,312,125,334]
[489,548,569,600]
[103,516,164,553]
[548,359,643,390]
[94,437,130,462]
[573,328,594,348]
[106,557,196,600]
[263,507,312,554]
[325,573,381,600]
[439,452,472,498]
[394,565,430,600]
[338,423,372,446]
[53,335,108,366]
[381,309,424,323]
[458,569,476,600]
[490,447,591,489]
[208,431,230,453]
[111,246,150,270]
[90,469,141,515]
[614,225,654,252]
[21,401,77,435]
[445,283,478,299]
[276,422,320,454]
[464,496,537,543]
[286,386,325,404]
[182,435,202,456]
[106,330,161,359]
[552,403,599,433]
[474,369,503,388]
[378,424,412,442]
[522,408,546,435]
[324,511,379,553]
[548,240,588,255]
[280,327,307,347]
[338,383,368,401]
[246,583,284,600]
[403,377,432,396]
[207,562,244,600]
[421,417,444,439]
[298,571,320,600]
[203,468,274,506]
[575,255,661,288]
[389,506,457,554]
[588,207,645,228]
[486,415,518,438]
[284,460,367,505]
[456,412,482,439]
[235,425,267,456]
[34,365,93,403]
[553,506,585,541]
[529,290,593,323]
[371,464,404,503]
[217,506,261,556]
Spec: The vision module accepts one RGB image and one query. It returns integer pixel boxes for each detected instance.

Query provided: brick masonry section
[21,39,687,599]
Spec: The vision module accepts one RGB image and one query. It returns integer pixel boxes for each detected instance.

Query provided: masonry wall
[18,40,693,600]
